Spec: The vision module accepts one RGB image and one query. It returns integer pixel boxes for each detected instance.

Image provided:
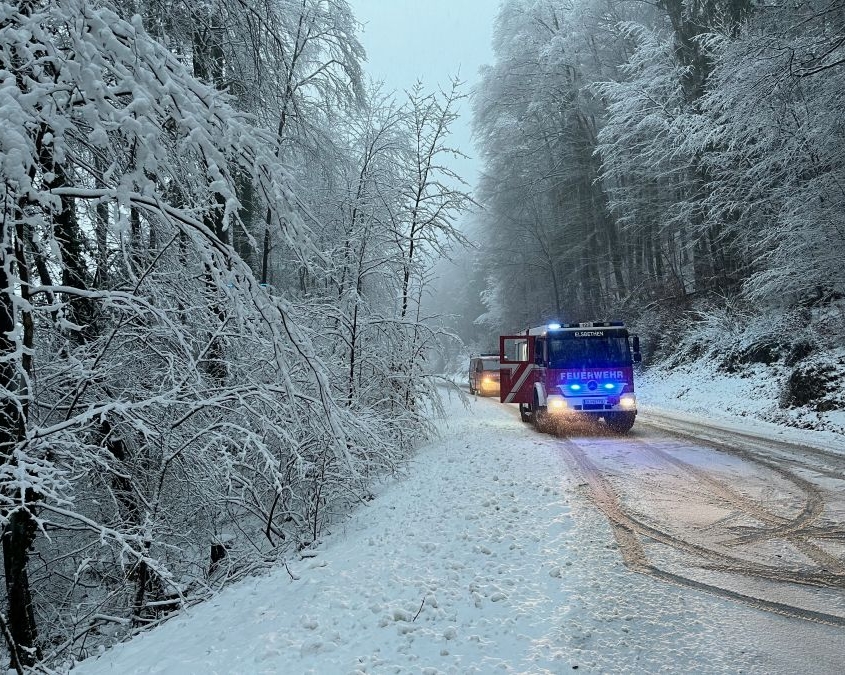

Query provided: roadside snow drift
[76,391,844,674]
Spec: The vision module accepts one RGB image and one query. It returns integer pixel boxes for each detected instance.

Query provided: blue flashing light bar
[562,321,625,328]
[548,322,562,330]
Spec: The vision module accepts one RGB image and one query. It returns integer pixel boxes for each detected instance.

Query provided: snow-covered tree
[686,3,845,308]
[0,1,459,668]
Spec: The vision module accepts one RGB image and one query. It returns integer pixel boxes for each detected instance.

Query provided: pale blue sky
[350,0,497,188]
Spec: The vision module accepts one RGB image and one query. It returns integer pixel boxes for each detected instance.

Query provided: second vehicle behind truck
[469,354,501,397]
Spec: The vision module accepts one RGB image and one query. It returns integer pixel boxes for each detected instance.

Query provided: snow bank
[639,350,845,438]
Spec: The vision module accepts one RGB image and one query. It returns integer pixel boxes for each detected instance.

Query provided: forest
[2,0,844,671]
[466,0,845,373]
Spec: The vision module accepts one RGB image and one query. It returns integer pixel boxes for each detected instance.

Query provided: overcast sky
[350,0,497,190]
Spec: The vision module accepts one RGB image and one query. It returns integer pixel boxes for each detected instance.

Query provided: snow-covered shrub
[663,302,818,371]
[780,353,845,412]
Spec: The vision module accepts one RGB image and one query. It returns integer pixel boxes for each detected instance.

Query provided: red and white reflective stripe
[504,363,535,403]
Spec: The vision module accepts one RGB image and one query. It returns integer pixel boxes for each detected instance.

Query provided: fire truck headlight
[620,393,637,410]
[547,396,568,412]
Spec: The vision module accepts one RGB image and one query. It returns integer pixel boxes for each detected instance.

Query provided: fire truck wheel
[606,412,636,434]
[519,403,532,423]
[532,395,548,431]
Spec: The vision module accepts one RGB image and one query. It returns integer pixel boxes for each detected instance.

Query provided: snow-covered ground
[75,391,844,674]
[638,355,845,437]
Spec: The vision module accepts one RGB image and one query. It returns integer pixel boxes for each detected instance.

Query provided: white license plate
[584,398,604,405]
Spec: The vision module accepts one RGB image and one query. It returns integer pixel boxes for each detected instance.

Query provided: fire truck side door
[499,335,536,404]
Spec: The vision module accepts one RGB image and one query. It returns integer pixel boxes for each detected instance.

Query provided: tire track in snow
[636,421,845,574]
[640,413,845,481]
[555,435,845,628]
[554,437,780,569]
[628,437,845,576]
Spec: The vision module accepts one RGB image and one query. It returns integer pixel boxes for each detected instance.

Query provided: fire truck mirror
[631,335,641,353]
[633,351,642,363]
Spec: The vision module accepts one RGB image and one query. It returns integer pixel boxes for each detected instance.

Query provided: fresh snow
[639,356,845,439]
[76,392,844,674]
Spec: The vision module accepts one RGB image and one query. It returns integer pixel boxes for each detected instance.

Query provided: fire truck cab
[499,322,641,433]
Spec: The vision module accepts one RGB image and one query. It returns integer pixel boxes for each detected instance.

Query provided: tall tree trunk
[0,208,40,669]
[1,510,39,669]
[193,5,230,384]
[261,226,271,286]
[42,150,94,336]
[234,170,255,269]
[95,154,110,286]
[1,116,85,668]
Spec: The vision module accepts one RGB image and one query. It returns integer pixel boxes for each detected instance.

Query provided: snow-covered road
[77,392,845,674]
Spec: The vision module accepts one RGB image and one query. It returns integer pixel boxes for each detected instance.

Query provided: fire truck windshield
[548,337,631,369]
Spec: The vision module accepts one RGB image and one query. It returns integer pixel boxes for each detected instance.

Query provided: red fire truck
[499,322,641,433]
